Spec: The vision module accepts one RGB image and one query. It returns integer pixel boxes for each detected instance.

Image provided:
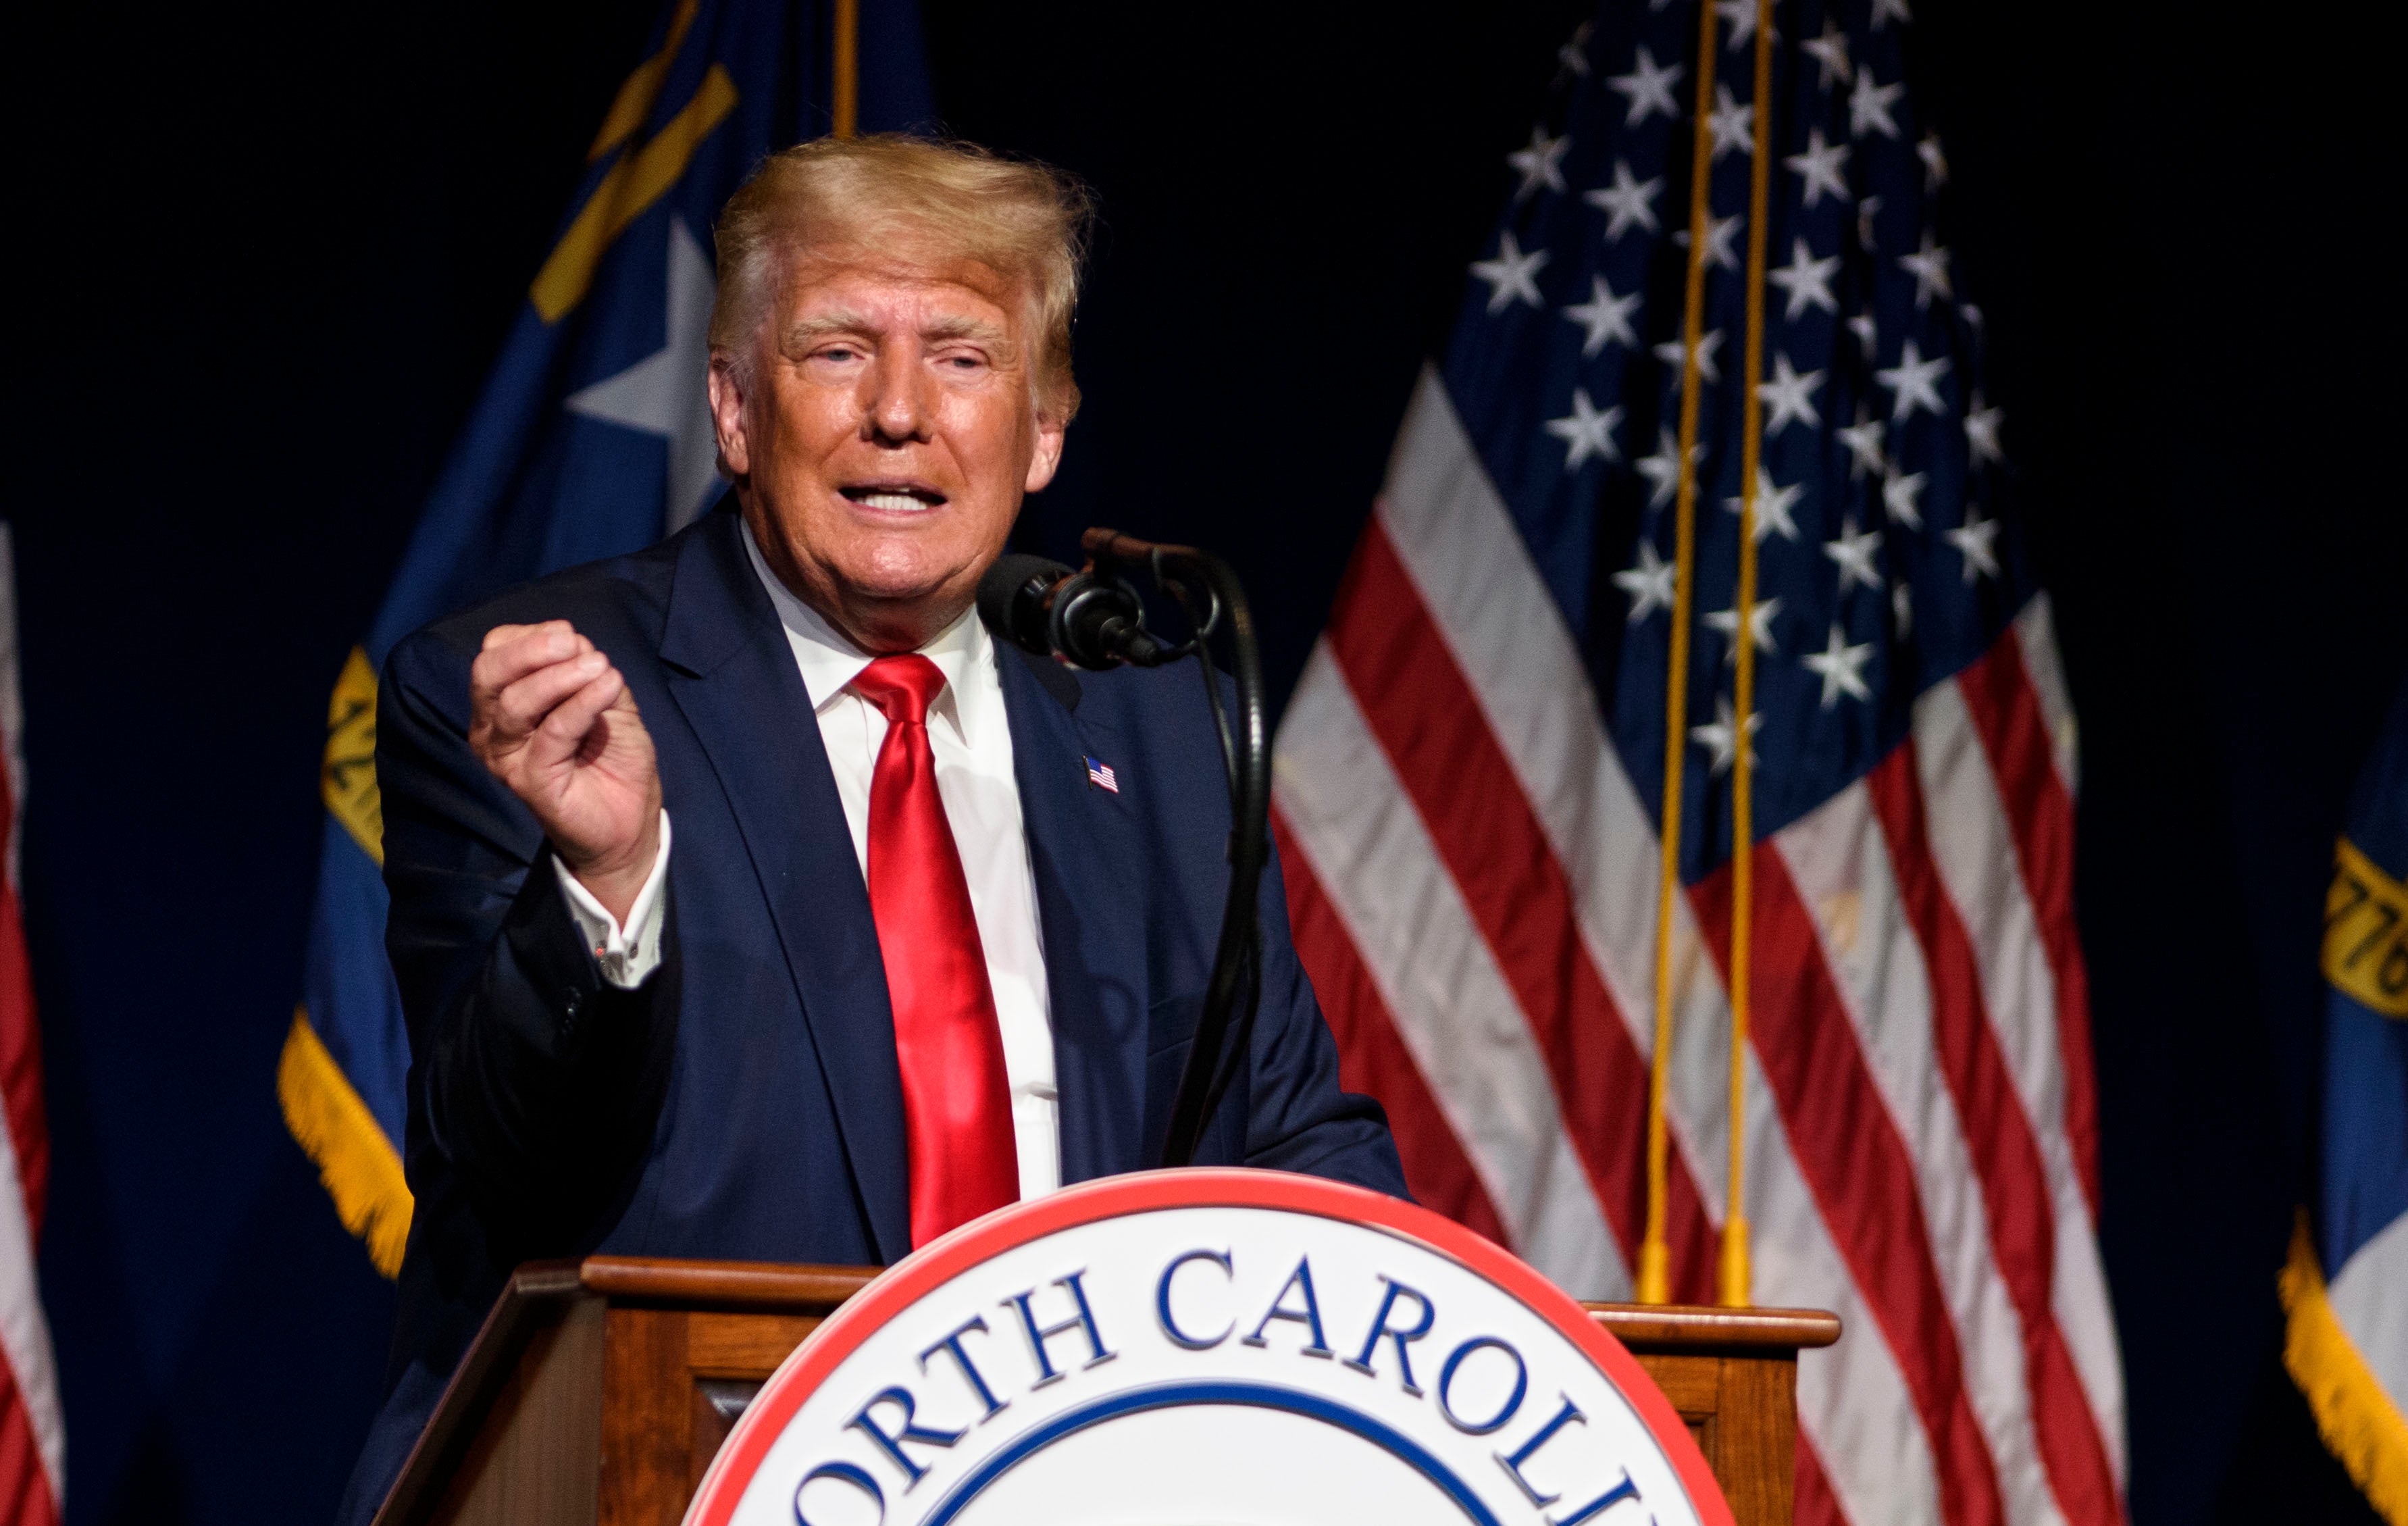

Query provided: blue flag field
[278,0,931,1277]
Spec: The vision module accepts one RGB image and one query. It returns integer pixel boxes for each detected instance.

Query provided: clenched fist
[469,620,663,923]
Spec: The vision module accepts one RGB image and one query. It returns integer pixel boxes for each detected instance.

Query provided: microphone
[977,553,1169,669]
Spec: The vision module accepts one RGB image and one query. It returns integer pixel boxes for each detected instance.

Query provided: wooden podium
[373,1256,1840,1526]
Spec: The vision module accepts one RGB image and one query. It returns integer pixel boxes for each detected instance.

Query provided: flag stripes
[1275,367,2124,1526]
[0,523,60,1522]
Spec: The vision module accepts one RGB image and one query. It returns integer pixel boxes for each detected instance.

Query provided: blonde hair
[711,134,1096,421]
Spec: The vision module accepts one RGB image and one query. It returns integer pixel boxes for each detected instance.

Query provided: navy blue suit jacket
[336,503,1404,1521]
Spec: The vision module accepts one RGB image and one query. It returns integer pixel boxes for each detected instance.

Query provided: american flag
[1087,755,1121,793]
[0,524,61,1523]
[1270,2,2126,1524]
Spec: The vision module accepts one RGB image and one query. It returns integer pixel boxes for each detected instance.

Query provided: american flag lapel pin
[1083,753,1119,793]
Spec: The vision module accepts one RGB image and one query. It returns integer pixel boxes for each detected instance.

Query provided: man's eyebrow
[778,309,875,350]
[922,313,1016,351]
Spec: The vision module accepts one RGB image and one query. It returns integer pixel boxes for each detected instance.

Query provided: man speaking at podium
[337,135,1404,1517]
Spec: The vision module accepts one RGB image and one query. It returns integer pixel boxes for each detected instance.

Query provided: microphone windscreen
[977,553,1075,655]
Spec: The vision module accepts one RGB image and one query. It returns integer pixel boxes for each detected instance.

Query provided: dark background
[5,0,2399,1522]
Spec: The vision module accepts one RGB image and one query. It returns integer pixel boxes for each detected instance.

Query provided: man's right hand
[468,621,663,925]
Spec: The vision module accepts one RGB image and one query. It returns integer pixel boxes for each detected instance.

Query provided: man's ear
[707,353,750,479]
[1024,412,1066,494]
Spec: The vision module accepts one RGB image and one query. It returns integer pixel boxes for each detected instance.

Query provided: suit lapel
[659,513,911,1263]
[998,650,1152,1185]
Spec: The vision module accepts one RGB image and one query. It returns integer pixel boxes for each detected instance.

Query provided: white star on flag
[1851,72,1904,138]
[1785,128,1851,208]
[1470,231,1549,313]
[1545,388,1623,469]
[1838,409,1887,478]
[1614,538,1678,621]
[1562,276,1641,356]
[1608,45,1684,126]
[1965,397,2005,463]
[1508,126,1572,201]
[1947,510,2003,583]
[1558,20,1593,76]
[1800,22,1851,86]
[1876,338,1951,421]
[1725,466,1803,541]
[1899,232,1953,308]
[1918,132,1949,187]
[1882,469,1928,529]
[1803,622,1876,706]
[1708,84,1754,161]
[1758,353,1825,434]
[1691,694,1762,775]
[1636,426,1697,507]
[1654,328,1724,384]
[1768,237,1839,320]
[1674,213,1744,272]
[565,216,727,534]
[1704,594,1783,663]
[1714,0,1771,51]
[1872,0,1913,28]
[1823,517,1884,592]
[1584,160,1663,240]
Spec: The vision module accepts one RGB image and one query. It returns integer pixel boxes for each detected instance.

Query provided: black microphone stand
[1077,528,1270,1170]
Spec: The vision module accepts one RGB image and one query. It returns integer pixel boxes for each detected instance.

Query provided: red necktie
[850,654,1020,1246]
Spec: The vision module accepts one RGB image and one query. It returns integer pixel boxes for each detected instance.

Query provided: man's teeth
[854,491,936,513]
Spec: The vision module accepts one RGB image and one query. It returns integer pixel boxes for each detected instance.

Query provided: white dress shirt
[555,523,1061,1196]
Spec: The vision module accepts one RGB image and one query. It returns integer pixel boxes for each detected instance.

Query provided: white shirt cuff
[553,810,672,990]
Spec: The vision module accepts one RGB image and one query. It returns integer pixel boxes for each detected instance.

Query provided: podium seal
[686,1169,1731,1526]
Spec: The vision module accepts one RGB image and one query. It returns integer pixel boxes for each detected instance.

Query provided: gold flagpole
[833,0,860,138]
[1722,0,1777,1311]
[1639,0,1726,1307]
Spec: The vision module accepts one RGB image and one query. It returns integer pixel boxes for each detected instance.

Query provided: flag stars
[1691,694,1762,775]
[1674,213,1744,272]
[1608,45,1685,127]
[1872,0,1913,29]
[1965,397,2005,463]
[1823,517,1883,592]
[1851,72,1904,139]
[1899,232,1953,308]
[1558,20,1594,77]
[1918,132,1949,188]
[1716,0,1771,51]
[1882,469,1928,529]
[1876,338,1952,420]
[1706,596,1783,662]
[1614,538,1677,621]
[1758,353,1825,434]
[1509,126,1572,201]
[1803,623,1877,706]
[1708,84,1755,161]
[1637,426,1699,507]
[1562,275,1642,355]
[1768,237,1840,320]
[1947,511,2002,583]
[1471,231,1549,313]
[1856,195,1885,253]
[1585,160,1664,240]
[1725,466,1803,541]
[1545,388,1624,469]
[1838,410,1887,478]
[1786,129,1851,209]
[1800,22,1852,88]
[1655,328,1725,384]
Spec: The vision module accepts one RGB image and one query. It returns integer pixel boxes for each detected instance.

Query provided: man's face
[708,243,1064,653]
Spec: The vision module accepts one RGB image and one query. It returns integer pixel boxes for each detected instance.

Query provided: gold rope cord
[833,0,860,139]
[1721,0,1778,1310]
[1639,0,1726,1307]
